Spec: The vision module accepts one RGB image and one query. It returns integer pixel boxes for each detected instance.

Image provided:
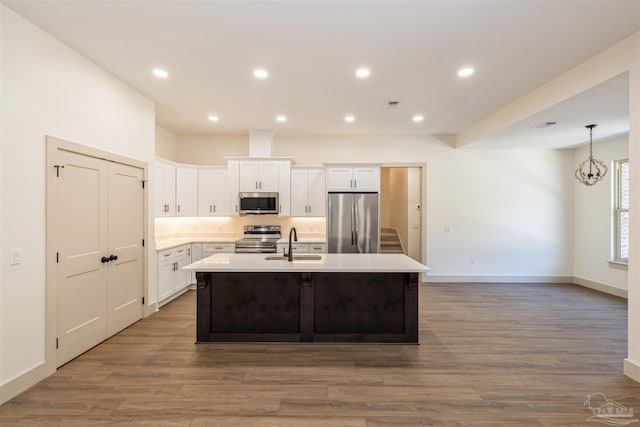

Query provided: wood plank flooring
[2,282,640,426]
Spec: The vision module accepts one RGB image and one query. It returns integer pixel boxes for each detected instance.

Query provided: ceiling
[3,1,639,148]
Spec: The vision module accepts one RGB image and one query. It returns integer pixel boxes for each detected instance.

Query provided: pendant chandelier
[575,124,607,186]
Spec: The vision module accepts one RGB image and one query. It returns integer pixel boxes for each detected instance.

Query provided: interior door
[106,162,144,336]
[56,150,108,366]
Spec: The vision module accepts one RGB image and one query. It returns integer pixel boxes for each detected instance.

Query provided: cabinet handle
[259,181,262,189]
[255,181,258,189]
[109,254,118,261]
[354,179,357,188]
[101,256,110,263]
[177,205,180,213]
[235,204,238,213]
[210,205,212,213]
[187,248,190,256]
[213,205,216,213]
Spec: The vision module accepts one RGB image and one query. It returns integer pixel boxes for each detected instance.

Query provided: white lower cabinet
[276,242,326,255]
[157,245,190,306]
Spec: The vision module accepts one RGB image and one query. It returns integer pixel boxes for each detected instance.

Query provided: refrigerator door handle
[354,200,359,251]
[351,202,356,246]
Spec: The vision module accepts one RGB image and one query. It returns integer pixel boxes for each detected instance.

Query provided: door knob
[109,255,118,261]
[101,256,109,263]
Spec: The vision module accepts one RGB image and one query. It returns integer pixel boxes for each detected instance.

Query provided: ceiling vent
[532,121,557,128]
[384,100,400,109]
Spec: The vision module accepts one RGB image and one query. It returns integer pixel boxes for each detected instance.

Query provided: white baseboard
[0,361,54,405]
[423,275,573,284]
[624,359,640,383]
[423,275,627,299]
[573,277,627,299]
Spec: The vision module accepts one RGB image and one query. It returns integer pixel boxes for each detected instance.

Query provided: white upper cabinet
[227,160,240,216]
[278,161,291,216]
[198,167,230,216]
[239,160,279,192]
[154,161,176,216]
[291,168,326,217]
[175,166,198,216]
[326,165,380,192]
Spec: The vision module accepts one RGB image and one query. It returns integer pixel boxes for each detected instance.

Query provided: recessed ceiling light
[457,67,474,78]
[355,68,370,78]
[253,69,269,79]
[344,115,355,123]
[412,115,424,123]
[152,68,169,79]
[276,115,287,123]
[208,115,219,122]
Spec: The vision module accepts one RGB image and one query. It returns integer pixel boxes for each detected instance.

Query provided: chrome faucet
[287,227,298,262]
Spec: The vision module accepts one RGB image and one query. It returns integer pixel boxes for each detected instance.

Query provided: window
[613,159,629,263]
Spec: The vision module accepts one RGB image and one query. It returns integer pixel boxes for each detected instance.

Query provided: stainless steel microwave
[238,192,279,215]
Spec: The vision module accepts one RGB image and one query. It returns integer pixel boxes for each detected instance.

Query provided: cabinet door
[198,169,215,216]
[353,167,380,191]
[174,246,189,291]
[258,161,279,192]
[176,167,198,216]
[239,161,260,192]
[155,162,176,216]
[212,168,230,216]
[158,250,175,301]
[290,169,309,216]
[278,161,291,216]
[227,160,240,216]
[307,169,326,217]
[326,167,354,191]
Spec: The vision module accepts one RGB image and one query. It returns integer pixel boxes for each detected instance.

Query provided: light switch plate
[10,249,22,265]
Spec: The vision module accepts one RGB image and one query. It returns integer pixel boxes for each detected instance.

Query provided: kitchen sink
[265,255,323,261]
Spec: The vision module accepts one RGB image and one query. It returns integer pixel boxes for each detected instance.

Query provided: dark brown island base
[186,253,430,344]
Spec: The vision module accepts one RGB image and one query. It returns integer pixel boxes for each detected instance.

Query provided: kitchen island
[184,253,430,344]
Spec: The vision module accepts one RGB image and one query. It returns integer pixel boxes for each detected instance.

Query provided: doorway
[380,166,423,262]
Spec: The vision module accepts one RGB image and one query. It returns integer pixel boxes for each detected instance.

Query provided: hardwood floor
[2,282,640,426]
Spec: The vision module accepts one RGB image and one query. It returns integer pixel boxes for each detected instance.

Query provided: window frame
[612,158,629,264]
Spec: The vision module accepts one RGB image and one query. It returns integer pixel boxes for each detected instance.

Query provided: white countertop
[183,253,430,273]
[156,237,240,251]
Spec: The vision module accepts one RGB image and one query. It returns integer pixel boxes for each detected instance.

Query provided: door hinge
[54,165,65,177]
[142,180,146,189]
[56,252,59,263]
[142,296,145,305]
[142,239,145,247]
[56,338,59,349]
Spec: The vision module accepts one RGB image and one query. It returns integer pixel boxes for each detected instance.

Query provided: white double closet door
[54,149,144,366]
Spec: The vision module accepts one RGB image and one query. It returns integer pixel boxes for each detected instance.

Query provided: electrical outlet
[444,226,452,232]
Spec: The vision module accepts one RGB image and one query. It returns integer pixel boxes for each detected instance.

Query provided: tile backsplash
[155,216,326,241]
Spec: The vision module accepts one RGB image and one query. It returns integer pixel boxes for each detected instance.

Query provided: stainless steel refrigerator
[327,192,379,253]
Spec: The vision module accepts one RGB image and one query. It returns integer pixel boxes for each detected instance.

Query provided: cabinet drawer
[202,243,235,253]
[309,243,326,253]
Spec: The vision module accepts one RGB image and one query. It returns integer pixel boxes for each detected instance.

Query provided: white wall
[573,136,629,291]
[407,167,421,261]
[0,5,155,397]
[155,125,177,159]
[173,134,575,280]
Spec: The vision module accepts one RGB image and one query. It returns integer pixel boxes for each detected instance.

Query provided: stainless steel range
[235,225,281,253]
